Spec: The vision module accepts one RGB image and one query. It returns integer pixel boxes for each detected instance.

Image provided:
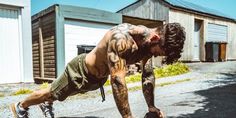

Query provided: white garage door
[64,20,114,65]
[207,23,228,42]
[0,7,22,83]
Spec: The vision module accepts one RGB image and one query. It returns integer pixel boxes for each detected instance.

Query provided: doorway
[193,19,203,61]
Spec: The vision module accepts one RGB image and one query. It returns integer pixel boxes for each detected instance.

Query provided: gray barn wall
[118,0,169,22]
[169,9,236,61]
[169,9,194,61]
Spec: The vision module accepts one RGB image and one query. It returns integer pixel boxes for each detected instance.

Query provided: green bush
[154,62,189,78]
[104,79,110,86]
[104,73,142,86]
[11,88,33,96]
[104,62,189,86]
[0,92,4,97]
[39,82,49,89]
[125,73,142,84]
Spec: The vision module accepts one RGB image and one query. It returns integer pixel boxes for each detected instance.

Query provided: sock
[45,101,53,106]
[18,102,27,111]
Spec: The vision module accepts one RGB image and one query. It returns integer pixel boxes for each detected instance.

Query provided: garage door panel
[207,23,227,42]
[64,20,114,65]
[0,7,21,83]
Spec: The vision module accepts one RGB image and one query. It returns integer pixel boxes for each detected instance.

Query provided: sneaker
[39,102,54,118]
[10,102,29,118]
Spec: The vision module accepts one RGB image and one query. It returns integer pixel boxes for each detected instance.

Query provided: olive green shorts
[50,53,108,101]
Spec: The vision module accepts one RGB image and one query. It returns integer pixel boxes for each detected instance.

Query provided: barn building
[118,0,236,62]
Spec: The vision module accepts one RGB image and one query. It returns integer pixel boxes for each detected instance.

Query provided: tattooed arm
[107,27,133,118]
[111,23,150,41]
[141,57,164,118]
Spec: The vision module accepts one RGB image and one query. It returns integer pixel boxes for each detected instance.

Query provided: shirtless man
[10,23,185,118]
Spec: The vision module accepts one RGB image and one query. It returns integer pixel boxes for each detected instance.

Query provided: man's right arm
[107,29,133,118]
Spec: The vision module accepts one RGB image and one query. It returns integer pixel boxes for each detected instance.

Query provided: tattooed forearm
[108,54,132,117]
[111,76,132,118]
[142,59,156,108]
[142,70,155,108]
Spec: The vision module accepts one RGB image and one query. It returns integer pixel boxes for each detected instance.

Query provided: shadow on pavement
[170,71,236,118]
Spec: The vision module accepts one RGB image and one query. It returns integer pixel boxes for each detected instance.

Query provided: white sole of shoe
[10,103,17,118]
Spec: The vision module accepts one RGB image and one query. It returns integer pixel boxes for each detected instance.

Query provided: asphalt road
[1,61,236,118]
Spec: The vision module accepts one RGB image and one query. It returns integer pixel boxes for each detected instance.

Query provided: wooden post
[39,19,44,79]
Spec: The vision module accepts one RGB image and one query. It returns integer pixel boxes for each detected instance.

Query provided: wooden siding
[123,16,163,28]
[227,23,236,60]
[169,9,236,61]
[32,11,56,80]
[169,10,194,61]
[118,0,169,22]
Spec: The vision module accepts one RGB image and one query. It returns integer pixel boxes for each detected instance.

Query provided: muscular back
[85,23,154,80]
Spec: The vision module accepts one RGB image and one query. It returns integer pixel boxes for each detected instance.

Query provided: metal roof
[164,0,235,21]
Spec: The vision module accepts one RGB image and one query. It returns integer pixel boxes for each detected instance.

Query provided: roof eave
[162,0,236,23]
[32,4,58,21]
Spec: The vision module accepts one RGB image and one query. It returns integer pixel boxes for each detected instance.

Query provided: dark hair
[160,23,186,64]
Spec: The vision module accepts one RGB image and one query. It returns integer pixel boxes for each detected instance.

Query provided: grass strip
[0,92,4,97]
[11,88,33,96]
